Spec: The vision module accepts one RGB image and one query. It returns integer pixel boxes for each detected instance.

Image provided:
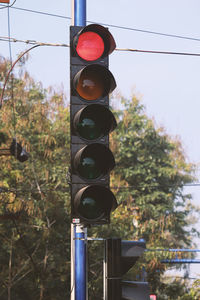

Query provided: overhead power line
[116,48,200,57]
[0,0,16,10]
[0,4,200,43]
[0,36,69,47]
[11,5,70,19]
[0,4,70,19]
[1,180,200,194]
[110,182,200,190]
[99,21,200,43]
[164,276,199,280]
[1,36,200,58]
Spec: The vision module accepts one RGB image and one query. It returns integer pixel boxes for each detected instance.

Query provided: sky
[0,0,200,279]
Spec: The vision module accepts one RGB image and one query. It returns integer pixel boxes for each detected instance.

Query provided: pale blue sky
[0,0,200,278]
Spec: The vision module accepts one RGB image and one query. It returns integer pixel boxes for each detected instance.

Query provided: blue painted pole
[161,259,200,264]
[74,0,86,26]
[75,225,86,300]
[146,248,200,253]
[71,2,87,299]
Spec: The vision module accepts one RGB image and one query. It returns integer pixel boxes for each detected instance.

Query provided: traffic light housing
[70,24,117,225]
[10,138,29,162]
[104,238,150,300]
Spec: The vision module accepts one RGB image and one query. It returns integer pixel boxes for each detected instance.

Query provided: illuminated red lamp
[0,0,10,2]
[76,32,104,61]
[73,24,116,62]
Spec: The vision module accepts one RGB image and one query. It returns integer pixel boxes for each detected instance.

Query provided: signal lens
[74,65,116,101]
[77,115,101,140]
[76,31,104,61]
[76,69,104,101]
[78,155,101,180]
[74,104,117,141]
[78,195,104,220]
[74,143,115,180]
[74,185,117,222]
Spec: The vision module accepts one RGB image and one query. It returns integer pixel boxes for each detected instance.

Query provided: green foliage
[0,56,71,299]
[108,96,199,295]
[0,56,199,299]
[189,279,200,299]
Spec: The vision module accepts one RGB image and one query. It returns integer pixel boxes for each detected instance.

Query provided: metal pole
[75,225,87,300]
[74,0,86,26]
[71,2,87,299]
[71,224,75,300]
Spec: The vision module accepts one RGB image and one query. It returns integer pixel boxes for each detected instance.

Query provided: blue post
[71,2,87,299]
[161,259,200,264]
[75,225,86,300]
[74,0,86,26]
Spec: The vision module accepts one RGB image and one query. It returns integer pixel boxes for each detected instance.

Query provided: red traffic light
[73,24,116,61]
[76,31,104,61]
[70,24,117,225]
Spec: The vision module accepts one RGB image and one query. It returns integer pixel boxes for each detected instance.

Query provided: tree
[0,55,199,299]
[189,279,200,299]
[87,95,199,298]
[109,95,199,296]
[0,55,71,299]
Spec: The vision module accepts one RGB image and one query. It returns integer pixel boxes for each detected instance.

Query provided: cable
[6,4,19,198]
[0,181,200,194]
[7,5,16,135]
[0,0,16,10]
[1,36,200,58]
[164,276,199,280]
[116,48,200,57]
[110,182,200,190]
[0,4,200,43]
[0,35,69,47]
[0,4,70,19]
[98,21,200,43]
[0,44,42,108]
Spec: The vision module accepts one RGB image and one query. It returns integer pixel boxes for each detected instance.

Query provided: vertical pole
[71,1,87,300]
[74,0,86,26]
[75,225,87,300]
[104,239,121,300]
[71,224,75,300]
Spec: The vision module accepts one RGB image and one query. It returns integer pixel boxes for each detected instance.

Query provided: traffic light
[104,238,150,300]
[70,24,117,225]
[10,138,29,162]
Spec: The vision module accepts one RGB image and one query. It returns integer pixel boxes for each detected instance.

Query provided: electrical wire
[0,3,70,19]
[98,21,200,43]
[0,0,16,10]
[110,182,200,190]
[163,276,199,280]
[0,181,200,194]
[116,48,200,57]
[7,4,16,135]
[1,36,200,58]
[0,4,200,43]
[0,35,69,47]
[0,44,42,108]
